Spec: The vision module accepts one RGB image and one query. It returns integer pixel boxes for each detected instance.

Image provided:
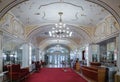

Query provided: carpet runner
[24,68,87,82]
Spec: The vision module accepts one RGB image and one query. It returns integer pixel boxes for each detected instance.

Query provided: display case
[99,37,116,66]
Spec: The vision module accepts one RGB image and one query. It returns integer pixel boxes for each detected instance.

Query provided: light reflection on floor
[46,64,70,68]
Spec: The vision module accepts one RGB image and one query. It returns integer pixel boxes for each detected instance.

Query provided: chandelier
[49,12,72,38]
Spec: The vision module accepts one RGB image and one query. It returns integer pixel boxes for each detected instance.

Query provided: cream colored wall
[94,15,120,43]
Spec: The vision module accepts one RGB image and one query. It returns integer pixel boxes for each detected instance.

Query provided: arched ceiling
[27,24,91,50]
[0,0,120,23]
[0,0,119,51]
[39,39,78,51]
[10,0,110,27]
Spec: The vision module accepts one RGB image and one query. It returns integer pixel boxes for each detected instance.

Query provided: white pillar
[85,45,89,66]
[22,44,29,68]
[0,31,3,73]
[36,48,40,61]
[0,31,3,82]
[97,45,100,62]
[88,44,92,63]
[117,34,120,72]
[42,52,45,61]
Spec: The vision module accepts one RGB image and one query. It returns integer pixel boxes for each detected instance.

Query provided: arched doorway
[45,44,70,67]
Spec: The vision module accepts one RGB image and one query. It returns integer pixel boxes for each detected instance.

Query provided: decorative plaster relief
[72,13,87,21]
[12,19,24,36]
[37,1,83,21]
[38,2,83,10]
[94,15,119,42]
[72,12,79,21]
[0,13,13,32]
[95,22,107,37]
[106,16,118,34]
[0,12,25,39]
[101,23,106,34]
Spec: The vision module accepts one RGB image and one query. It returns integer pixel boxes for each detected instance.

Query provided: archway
[44,44,70,67]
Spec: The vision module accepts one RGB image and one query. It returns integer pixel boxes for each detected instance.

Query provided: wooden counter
[115,72,120,82]
[81,66,106,82]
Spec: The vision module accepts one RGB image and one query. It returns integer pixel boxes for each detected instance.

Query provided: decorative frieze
[94,15,119,43]
[0,12,25,40]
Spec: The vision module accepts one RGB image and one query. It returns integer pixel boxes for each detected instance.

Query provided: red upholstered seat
[7,64,29,81]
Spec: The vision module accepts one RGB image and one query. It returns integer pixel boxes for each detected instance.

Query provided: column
[22,43,29,68]
[36,48,40,61]
[0,31,3,73]
[88,44,93,64]
[0,31,3,82]
[97,45,100,62]
[85,45,89,66]
[117,34,120,72]
[41,52,45,61]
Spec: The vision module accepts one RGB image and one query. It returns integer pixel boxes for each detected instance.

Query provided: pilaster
[22,43,30,68]
[117,34,120,72]
[0,31,3,73]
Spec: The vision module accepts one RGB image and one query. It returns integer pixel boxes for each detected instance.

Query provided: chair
[7,64,29,81]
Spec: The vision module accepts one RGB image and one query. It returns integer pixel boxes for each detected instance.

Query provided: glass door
[47,54,69,66]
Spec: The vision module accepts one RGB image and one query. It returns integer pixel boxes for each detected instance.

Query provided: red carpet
[24,68,87,82]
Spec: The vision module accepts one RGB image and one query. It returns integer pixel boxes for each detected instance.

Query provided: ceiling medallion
[49,12,72,38]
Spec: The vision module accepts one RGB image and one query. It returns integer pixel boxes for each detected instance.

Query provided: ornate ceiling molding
[0,0,120,25]
[0,0,27,20]
[38,1,83,10]
[86,0,120,27]
[36,1,83,21]
[0,0,120,49]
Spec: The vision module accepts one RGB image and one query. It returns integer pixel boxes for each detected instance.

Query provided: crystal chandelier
[49,12,72,38]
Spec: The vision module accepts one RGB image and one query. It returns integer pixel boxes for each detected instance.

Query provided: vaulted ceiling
[0,0,120,51]
[10,0,110,27]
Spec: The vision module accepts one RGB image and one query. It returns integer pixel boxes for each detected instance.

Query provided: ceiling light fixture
[49,12,72,38]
